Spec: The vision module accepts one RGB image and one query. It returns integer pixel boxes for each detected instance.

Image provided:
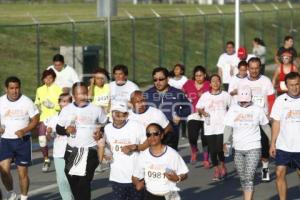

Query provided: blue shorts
[0,136,32,166]
[275,149,300,169]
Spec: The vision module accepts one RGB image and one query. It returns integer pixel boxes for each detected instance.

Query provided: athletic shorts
[275,149,300,169]
[0,135,32,166]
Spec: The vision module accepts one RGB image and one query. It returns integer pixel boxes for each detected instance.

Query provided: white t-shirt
[239,75,274,114]
[0,95,39,139]
[270,94,300,152]
[44,113,68,158]
[48,65,80,89]
[109,80,139,105]
[228,75,247,104]
[104,120,146,183]
[133,146,189,195]
[196,91,231,135]
[224,104,269,151]
[57,103,107,148]
[128,106,169,129]
[217,53,239,84]
[168,76,188,90]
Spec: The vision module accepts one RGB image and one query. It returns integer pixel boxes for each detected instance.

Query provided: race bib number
[252,95,264,107]
[145,166,168,185]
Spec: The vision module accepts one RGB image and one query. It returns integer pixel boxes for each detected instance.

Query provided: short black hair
[226,41,235,47]
[284,35,293,42]
[58,93,72,103]
[146,123,164,135]
[52,54,64,63]
[210,74,222,82]
[41,68,56,82]
[285,72,300,85]
[94,67,110,81]
[113,64,128,76]
[248,57,261,67]
[5,76,21,88]
[152,67,169,78]
[72,82,88,95]
[170,64,185,77]
[192,65,208,80]
[238,60,248,69]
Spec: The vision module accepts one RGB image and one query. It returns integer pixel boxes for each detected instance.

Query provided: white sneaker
[7,191,17,200]
[42,159,51,172]
[261,168,270,182]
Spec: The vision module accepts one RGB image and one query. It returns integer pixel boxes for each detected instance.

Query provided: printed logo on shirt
[285,110,300,121]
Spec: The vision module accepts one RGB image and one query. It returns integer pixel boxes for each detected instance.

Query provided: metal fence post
[151,9,162,67]
[177,9,187,66]
[125,10,136,82]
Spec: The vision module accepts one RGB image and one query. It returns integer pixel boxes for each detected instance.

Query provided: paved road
[1,139,300,200]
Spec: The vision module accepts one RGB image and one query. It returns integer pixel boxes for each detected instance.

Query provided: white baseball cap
[111,102,128,113]
[238,86,252,102]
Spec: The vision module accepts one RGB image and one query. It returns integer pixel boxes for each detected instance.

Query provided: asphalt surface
[1,139,300,200]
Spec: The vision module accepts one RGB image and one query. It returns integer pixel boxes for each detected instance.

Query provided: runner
[182,65,210,166]
[45,93,73,200]
[144,67,191,150]
[196,74,231,180]
[274,35,298,65]
[240,57,276,182]
[224,86,271,200]
[103,101,146,200]
[0,76,39,200]
[228,60,248,104]
[48,54,79,93]
[269,72,300,200]
[132,123,189,200]
[88,68,110,113]
[252,37,266,75]
[272,50,298,96]
[56,82,107,200]
[35,69,62,172]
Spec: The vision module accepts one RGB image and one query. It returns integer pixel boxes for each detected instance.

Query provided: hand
[93,130,103,141]
[66,126,76,135]
[172,115,181,125]
[46,127,53,134]
[135,180,145,191]
[89,77,95,86]
[164,170,179,182]
[269,144,276,158]
[46,132,53,141]
[0,127,5,134]
[121,144,137,155]
[15,129,25,138]
[203,112,209,118]
[230,89,238,96]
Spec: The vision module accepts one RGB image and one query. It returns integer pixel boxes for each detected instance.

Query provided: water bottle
[224,144,232,157]
[204,114,210,126]
[69,120,76,138]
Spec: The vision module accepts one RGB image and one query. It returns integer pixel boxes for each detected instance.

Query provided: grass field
[0,2,300,98]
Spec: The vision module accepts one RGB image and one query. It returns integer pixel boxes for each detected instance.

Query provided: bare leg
[276,165,287,200]
[17,165,30,195]
[0,159,13,191]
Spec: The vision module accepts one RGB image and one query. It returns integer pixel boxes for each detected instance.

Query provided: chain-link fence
[0,7,299,98]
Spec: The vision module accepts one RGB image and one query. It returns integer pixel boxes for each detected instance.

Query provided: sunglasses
[146,131,161,138]
[153,78,166,82]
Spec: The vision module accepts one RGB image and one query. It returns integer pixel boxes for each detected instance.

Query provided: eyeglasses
[153,78,166,82]
[146,131,161,138]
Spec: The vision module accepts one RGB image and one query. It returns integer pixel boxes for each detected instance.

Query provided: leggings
[260,127,270,159]
[111,181,144,200]
[234,148,261,191]
[206,134,225,166]
[54,158,73,200]
[187,120,208,153]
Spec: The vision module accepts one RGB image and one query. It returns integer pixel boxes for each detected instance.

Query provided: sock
[262,161,269,169]
[20,195,28,200]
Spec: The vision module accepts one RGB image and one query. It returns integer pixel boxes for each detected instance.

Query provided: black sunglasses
[153,78,166,82]
[146,131,161,138]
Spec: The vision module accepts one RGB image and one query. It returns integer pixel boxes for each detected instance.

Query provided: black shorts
[275,149,300,169]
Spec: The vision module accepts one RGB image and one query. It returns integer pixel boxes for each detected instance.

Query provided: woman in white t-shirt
[197,74,231,181]
[168,64,188,90]
[223,86,271,200]
[132,123,189,200]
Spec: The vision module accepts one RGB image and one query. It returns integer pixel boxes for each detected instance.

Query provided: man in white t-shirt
[56,82,107,200]
[0,77,39,200]
[110,64,139,107]
[270,72,300,200]
[48,54,79,93]
[217,41,239,91]
[104,101,146,200]
[239,57,276,182]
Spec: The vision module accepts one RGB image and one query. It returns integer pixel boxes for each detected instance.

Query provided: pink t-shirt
[182,80,211,112]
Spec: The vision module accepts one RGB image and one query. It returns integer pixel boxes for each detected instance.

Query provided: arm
[274,49,280,64]
[88,78,95,101]
[272,67,279,87]
[261,123,272,141]
[15,114,39,138]
[269,120,280,158]
[223,126,233,144]
[132,176,145,191]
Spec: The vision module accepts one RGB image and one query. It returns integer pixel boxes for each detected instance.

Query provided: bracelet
[176,175,182,183]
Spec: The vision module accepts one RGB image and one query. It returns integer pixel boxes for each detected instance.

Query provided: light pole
[235,0,240,49]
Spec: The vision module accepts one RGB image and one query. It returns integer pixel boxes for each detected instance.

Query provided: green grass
[0,2,300,98]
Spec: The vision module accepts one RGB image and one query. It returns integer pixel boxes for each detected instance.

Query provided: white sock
[262,161,269,169]
[20,194,28,200]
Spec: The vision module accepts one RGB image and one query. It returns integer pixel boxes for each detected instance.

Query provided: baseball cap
[238,47,248,60]
[238,86,252,102]
[111,102,128,113]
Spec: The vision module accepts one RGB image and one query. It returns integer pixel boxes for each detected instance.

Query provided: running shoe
[190,151,197,165]
[212,167,220,181]
[202,160,210,169]
[42,159,51,172]
[7,191,17,200]
[220,165,227,179]
[261,168,270,182]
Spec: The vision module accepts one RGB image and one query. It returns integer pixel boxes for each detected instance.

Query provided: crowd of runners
[0,35,299,200]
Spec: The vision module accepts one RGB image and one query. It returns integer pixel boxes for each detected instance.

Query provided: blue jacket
[144,86,192,124]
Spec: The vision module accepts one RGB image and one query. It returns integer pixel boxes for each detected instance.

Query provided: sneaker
[7,191,17,200]
[42,159,51,172]
[190,151,197,165]
[220,166,227,179]
[212,168,220,181]
[203,160,210,169]
[261,168,270,182]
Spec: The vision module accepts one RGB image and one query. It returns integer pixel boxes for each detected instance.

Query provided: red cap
[238,47,248,60]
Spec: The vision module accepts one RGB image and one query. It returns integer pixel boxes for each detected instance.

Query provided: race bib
[145,165,168,186]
